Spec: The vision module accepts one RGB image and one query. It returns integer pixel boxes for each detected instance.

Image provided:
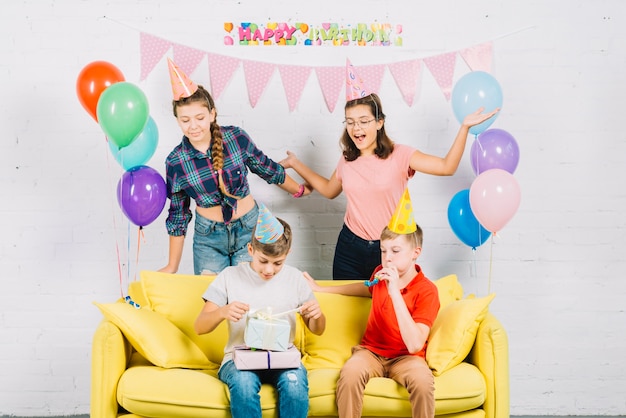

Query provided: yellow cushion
[433,274,464,309]
[139,270,228,365]
[426,293,495,376]
[94,301,214,369]
[302,290,371,370]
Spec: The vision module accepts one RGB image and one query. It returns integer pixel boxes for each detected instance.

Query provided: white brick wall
[1,0,625,415]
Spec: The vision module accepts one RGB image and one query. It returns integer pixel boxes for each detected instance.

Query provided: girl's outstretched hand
[279,150,299,169]
[303,271,323,292]
[462,107,500,128]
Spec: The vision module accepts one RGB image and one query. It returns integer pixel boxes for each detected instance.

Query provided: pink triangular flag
[423,52,457,101]
[460,42,493,73]
[388,59,422,106]
[278,65,312,112]
[140,32,172,81]
[242,60,276,108]
[315,66,344,113]
[353,63,385,96]
[207,53,241,100]
[172,44,207,78]
[346,59,370,100]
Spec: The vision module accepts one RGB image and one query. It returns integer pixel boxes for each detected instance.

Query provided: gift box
[233,345,301,370]
[244,316,290,352]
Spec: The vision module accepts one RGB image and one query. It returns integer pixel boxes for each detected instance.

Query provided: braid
[210,121,224,171]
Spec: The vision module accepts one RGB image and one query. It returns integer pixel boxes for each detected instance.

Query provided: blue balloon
[109,116,158,170]
[447,189,491,249]
[451,71,503,136]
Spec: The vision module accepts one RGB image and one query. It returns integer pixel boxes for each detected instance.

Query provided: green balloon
[96,82,149,149]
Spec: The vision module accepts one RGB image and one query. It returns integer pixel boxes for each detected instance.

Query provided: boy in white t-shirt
[194,204,326,418]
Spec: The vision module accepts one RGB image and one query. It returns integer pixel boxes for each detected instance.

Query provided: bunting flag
[460,41,493,73]
[388,59,422,106]
[242,60,276,108]
[172,44,206,77]
[207,53,241,100]
[140,32,172,81]
[423,52,457,101]
[138,31,494,111]
[315,66,344,112]
[278,65,312,111]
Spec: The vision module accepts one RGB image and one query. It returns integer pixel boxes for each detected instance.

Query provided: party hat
[388,188,417,234]
[255,203,284,244]
[346,59,370,101]
[167,58,198,100]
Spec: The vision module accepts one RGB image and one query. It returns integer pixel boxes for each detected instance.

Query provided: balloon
[471,129,520,175]
[76,61,125,121]
[117,165,167,227]
[469,169,521,233]
[447,189,491,249]
[97,82,149,149]
[109,116,159,170]
[451,71,503,135]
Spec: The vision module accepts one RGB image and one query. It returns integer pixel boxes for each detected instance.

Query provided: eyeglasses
[343,118,376,129]
[125,295,141,309]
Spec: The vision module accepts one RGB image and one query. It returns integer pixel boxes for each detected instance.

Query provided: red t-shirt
[360,265,440,358]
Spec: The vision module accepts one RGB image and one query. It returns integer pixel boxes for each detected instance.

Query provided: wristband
[292,184,305,198]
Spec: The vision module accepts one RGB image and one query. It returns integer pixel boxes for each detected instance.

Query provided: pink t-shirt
[336,144,415,240]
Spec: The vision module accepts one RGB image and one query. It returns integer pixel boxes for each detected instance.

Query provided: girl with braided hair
[160,60,308,275]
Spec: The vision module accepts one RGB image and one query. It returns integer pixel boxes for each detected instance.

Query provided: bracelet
[292,184,305,198]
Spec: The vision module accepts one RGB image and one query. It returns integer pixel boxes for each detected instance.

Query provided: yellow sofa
[91,271,509,418]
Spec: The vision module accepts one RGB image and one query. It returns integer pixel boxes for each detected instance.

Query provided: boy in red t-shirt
[304,190,439,418]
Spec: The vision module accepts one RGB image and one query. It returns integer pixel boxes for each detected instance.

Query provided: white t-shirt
[336,144,416,240]
[202,262,315,366]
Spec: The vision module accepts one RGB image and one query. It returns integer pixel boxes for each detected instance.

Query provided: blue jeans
[218,360,309,418]
[333,224,381,280]
[192,204,259,275]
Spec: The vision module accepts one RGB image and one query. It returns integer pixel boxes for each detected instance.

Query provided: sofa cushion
[139,271,228,365]
[94,301,214,369]
[427,293,496,376]
[433,274,464,309]
[307,362,485,416]
[302,291,371,370]
[117,365,278,417]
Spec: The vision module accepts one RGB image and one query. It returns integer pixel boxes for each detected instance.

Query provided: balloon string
[135,227,145,282]
[127,220,131,285]
[104,136,125,298]
[488,234,494,294]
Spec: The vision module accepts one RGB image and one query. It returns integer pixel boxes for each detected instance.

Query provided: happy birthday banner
[139,31,493,112]
[223,22,404,46]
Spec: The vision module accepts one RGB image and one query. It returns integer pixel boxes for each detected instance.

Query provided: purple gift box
[233,345,301,370]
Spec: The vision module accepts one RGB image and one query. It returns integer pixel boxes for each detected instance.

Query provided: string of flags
[139,31,493,112]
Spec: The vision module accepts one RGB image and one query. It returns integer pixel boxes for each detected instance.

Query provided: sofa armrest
[467,312,509,418]
[91,319,133,418]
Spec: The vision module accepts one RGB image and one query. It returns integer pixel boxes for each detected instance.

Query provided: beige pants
[336,345,435,418]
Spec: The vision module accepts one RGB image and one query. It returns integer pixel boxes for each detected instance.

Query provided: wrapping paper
[233,345,301,370]
[244,317,290,351]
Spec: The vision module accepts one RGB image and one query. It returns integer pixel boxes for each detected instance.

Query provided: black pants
[332,224,381,280]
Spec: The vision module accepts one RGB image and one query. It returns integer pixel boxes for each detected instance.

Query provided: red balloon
[76,61,125,122]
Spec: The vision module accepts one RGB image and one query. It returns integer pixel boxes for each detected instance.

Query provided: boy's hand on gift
[223,301,250,322]
[299,299,323,320]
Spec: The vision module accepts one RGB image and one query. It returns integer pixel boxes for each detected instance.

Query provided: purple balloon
[470,128,520,175]
[117,165,167,227]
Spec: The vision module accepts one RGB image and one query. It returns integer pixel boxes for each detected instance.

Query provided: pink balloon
[469,169,521,233]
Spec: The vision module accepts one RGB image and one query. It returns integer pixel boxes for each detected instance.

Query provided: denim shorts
[332,224,381,280]
[192,203,259,275]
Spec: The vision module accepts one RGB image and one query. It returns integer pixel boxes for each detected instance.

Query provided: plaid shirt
[165,126,285,235]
